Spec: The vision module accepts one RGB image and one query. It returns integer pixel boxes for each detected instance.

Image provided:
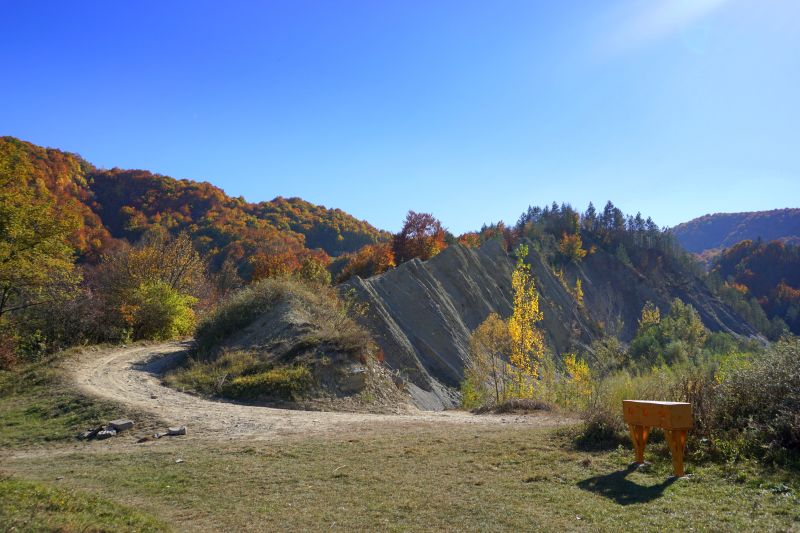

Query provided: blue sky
[1,0,798,233]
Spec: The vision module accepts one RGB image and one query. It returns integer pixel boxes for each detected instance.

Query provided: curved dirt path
[70,342,573,441]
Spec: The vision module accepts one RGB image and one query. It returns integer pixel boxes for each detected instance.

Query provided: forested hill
[709,240,800,335]
[1,136,389,267]
[672,209,800,255]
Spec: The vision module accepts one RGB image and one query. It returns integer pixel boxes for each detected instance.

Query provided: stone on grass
[108,419,134,432]
[96,429,117,440]
[167,426,187,436]
[77,426,103,440]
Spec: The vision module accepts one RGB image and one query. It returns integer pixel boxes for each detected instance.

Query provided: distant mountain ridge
[672,209,800,255]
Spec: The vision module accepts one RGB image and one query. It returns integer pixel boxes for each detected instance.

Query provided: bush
[459,377,486,410]
[221,366,312,401]
[166,351,312,401]
[164,350,264,396]
[714,337,800,453]
[125,281,197,340]
[578,363,718,448]
[474,398,551,414]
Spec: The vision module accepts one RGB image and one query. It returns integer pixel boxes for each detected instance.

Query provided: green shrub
[164,350,264,395]
[166,351,313,401]
[714,337,800,454]
[459,376,486,410]
[578,363,718,449]
[126,281,196,340]
[221,366,312,401]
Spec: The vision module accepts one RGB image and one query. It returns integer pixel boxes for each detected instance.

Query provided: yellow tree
[558,232,587,263]
[0,143,79,322]
[638,301,661,329]
[97,230,206,339]
[563,353,592,409]
[467,313,511,405]
[574,278,584,308]
[507,244,545,398]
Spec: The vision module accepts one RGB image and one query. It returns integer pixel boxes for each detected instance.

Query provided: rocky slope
[347,240,758,410]
[672,209,800,255]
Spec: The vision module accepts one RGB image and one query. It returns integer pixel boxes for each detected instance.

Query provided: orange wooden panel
[622,400,693,430]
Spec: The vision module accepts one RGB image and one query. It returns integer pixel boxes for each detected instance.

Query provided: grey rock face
[346,240,757,410]
[345,240,514,410]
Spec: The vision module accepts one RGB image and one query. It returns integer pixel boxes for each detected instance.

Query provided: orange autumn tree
[336,243,396,282]
[392,211,447,264]
[558,232,587,263]
[457,232,481,248]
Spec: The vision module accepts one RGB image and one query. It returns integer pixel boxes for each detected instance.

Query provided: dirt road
[70,342,573,441]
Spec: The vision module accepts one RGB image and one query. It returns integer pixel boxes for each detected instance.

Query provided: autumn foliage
[507,244,545,397]
[462,244,545,405]
[711,240,800,334]
[558,232,587,263]
[336,243,396,282]
[392,211,447,263]
[0,136,392,361]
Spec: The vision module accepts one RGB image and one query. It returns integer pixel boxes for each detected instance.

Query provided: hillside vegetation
[348,201,758,408]
[0,136,387,268]
[672,208,800,256]
[708,239,800,335]
[0,136,387,364]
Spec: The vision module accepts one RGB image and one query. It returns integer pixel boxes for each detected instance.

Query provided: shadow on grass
[577,464,676,505]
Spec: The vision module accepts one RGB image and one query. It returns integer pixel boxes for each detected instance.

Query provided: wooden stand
[628,424,649,464]
[623,400,692,477]
[665,429,688,477]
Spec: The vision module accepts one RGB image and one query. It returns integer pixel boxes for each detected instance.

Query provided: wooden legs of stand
[628,424,688,477]
[628,424,649,464]
[665,429,688,477]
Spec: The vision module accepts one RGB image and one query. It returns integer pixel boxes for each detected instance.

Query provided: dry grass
[3,425,799,532]
[2,345,799,532]
[0,475,166,532]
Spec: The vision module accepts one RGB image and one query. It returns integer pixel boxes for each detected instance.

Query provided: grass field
[0,475,167,532]
[2,355,799,532]
[0,347,154,449]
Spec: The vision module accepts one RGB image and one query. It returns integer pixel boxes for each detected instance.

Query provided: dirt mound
[168,280,413,412]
